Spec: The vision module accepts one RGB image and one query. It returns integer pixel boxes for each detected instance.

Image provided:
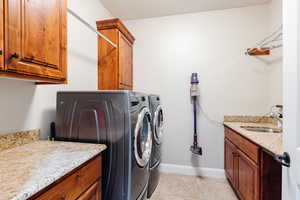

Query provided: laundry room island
[0,130,106,200]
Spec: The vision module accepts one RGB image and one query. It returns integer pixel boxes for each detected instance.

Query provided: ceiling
[100,0,271,20]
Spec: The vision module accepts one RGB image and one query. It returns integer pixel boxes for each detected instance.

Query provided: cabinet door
[5,0,67,80]
[0,0,3,70]
[119,83,132,90]
[119,33,133,89]
[98,29,118,90]
[225,139,236,186]
[78,182,101,200]
[237,150,259,200]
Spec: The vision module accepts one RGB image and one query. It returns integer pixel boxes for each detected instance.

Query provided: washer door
[134,107,153,167]
[153,105,164,144]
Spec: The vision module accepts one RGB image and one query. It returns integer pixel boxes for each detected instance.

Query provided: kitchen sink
[240,126,282,133]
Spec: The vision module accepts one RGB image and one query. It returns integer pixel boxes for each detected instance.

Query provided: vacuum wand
[193,97,198,147]
[190,73,202,156]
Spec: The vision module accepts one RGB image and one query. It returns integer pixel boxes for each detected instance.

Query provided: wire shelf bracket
[246,24,283,56]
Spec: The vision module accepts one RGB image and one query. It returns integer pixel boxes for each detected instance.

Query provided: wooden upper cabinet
[0,0,4,70]
[2,0,67,83]
[96,18,135,90]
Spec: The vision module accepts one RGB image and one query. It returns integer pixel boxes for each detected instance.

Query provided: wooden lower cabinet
[29,155,102,200]
[78,182,101,200]
[224,127,281,200]
[225,139,236,186]
[261,150,282,200]
[0,0,3,70]
[237,150,259,200]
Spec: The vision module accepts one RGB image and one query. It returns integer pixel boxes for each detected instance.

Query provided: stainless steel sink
[240,126,282,133]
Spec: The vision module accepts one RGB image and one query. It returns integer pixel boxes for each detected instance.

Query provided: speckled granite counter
[0,140,106,200]
[224,122,283,155]
[0,130,40,151]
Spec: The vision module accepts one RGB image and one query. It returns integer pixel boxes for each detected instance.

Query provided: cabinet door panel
[119,33,133,88]
[225,139,235,185]
[98,29,118,90]
[119,83,132,90]
[0,0,3,70]
[5,0,67,80]
[237,150,259,200]
[225,127,259,163]
[78,181,101,200]
[32,156,101,200]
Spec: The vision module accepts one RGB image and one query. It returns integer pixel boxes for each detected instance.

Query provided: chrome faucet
[269,105,283,128]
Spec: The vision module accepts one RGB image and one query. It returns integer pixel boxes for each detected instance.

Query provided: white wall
[267,0,283,107]
[125,4,281,169]
[0,0,112,137]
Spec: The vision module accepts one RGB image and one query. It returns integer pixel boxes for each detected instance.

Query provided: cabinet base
[0,71,66,84]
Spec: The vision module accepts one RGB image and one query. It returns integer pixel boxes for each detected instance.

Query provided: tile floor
[151,173,238,200]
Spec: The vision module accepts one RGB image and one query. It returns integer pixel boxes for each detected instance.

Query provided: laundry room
[0,0,299,200]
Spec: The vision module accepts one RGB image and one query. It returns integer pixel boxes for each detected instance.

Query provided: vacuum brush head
[190,145,202,156]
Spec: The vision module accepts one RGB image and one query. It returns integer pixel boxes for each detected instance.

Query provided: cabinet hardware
[9,53,20,59]
[274,152,290,167]
[59,194,66,200]
[76,174,81,180]
[232,152,239,157]
[0,50,3,55]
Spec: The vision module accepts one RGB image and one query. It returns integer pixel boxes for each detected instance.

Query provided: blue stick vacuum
[190,73,202,156]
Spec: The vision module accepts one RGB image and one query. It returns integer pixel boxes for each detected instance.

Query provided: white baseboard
[159,163,225,178]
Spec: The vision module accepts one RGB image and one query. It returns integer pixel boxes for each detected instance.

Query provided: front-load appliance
[55,91,153,200]
[147,94,164,198]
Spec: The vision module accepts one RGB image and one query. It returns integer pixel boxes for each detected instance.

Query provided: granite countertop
[224,121,283,155]
[0,131,106,200]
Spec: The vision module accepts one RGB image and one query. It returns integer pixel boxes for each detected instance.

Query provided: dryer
[147,94,164,198]
[55,91,152,200]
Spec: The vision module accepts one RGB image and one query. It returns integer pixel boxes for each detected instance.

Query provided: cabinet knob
[9,53,19,59]
[232,152,238,157]
[274,152,290,167]
[0,50,3,55]
[59,194,66,200]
